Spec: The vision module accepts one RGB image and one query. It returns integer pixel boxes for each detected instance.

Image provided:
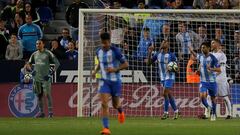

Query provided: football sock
[102,117,109,128]
[223,96,232,116]
[164,96,169,113]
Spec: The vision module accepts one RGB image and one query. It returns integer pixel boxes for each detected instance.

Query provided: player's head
[100,32,111,49]
[143,27,150,38]
[211,39,221,50]
[36,39,44,51]
[160,40,169,50]
[200,42,211,54]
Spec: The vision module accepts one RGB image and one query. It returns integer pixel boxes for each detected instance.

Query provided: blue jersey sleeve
[112,46,126,64]
[151,52,158,63]
[20,70,24,84]
[211,54,220,68]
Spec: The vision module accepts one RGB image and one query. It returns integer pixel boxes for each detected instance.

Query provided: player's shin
[211,99,216,115]
[46,94,53,114]
[169,94,178,112]
[164,95,169,113]
[37,94,44,114]
[223,96,232,116]
[101,103,109,128]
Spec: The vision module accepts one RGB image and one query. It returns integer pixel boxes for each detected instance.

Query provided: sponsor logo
[60,70,148,83]
[8,84,39,117]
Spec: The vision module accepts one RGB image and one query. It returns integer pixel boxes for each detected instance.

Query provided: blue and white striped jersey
[152,52,177,81]
[96,45,126,81]
[197,53,220,82]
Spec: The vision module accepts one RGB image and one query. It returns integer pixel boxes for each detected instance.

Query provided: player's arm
[19,70,25,84]
[207,56,221,73]
[105,47,129,73]
[49,51,60,71]
[105,61,128,73]
[171,53,180,72]
[147,46,156,65]
[188,45,197,57]
[92,57,100,78]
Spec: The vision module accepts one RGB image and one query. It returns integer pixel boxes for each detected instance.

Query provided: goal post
[78,9,240,117]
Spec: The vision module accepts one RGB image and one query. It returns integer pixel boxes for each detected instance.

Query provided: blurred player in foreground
[189,42,221,121]
[147,40,180,120]
[92,32,128,135]
[29,39,60,118]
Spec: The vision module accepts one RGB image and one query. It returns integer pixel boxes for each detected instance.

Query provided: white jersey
[212,50,227,81]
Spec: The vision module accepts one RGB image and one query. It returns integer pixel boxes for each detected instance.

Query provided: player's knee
[112,103,118,109]
[102,103,108,109]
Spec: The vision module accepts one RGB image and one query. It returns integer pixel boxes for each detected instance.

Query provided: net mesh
[80,11,240,117]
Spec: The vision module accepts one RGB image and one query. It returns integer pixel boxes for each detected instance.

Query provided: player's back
[96,46,125,82]
[211,51,227,80]
[197,53,219,83]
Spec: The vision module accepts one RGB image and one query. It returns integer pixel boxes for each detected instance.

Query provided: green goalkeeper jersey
[29,49,60,82]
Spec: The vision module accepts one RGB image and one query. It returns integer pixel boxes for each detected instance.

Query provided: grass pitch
[0,117,239,135]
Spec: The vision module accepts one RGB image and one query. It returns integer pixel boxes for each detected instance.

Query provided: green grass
[0,117,240,135]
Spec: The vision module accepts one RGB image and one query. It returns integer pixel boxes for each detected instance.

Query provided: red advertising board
[0,83,229,117]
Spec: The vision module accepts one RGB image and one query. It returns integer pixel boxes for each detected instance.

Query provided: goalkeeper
[29,39,60,118]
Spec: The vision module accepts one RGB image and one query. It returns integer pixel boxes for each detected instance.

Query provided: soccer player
[147,40,180,120]
[29,39,60,118]
[189,42,221,121]
[211,39,232,119]
[91,32,128,135]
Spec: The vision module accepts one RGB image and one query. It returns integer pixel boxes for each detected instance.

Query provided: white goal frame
[77,9,240,117]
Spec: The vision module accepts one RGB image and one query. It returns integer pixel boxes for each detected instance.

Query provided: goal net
[77,9,240,118]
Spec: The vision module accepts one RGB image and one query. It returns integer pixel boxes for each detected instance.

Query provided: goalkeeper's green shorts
[33,80,51,95]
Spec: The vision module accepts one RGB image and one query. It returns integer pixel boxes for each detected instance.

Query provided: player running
[92,32,128,135]
[189,42,221,121]
[147,40,180,120]
[29,39,60,118]
[211,39,232,119]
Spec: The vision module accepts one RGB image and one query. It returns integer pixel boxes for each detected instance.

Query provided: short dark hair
[201,42,211,49]
[143,27,150,32]
[100,32,111,40]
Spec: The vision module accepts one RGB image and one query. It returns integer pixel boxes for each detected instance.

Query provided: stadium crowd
[0,0,239,82]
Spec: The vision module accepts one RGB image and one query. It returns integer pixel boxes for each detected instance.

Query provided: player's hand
[91,71,96,79]
[195,70,200,75]
[148,45,154,53]
[43,75,51,81]
[24,78,30,83]
[32,70,36,76]
[207,64,212,72]
[105,67,118,73]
